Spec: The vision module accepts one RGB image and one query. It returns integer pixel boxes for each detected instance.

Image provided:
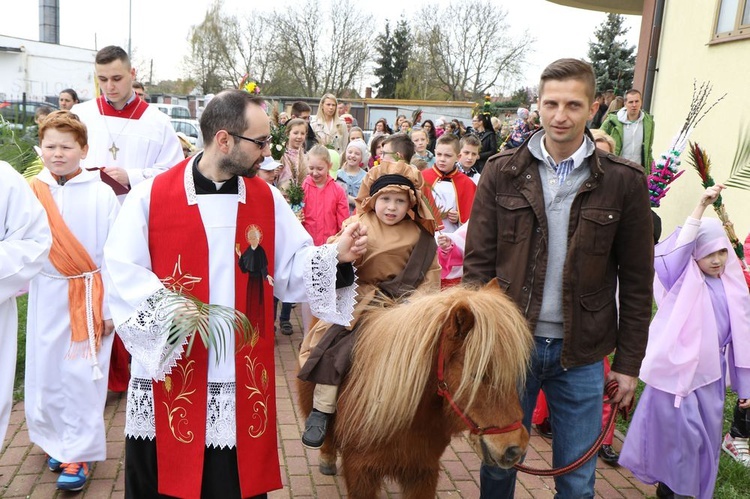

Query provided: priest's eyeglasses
[229,132,272,149]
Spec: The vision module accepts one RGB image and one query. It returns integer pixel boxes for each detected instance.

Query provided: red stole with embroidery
[421,165,477,223]
[148,160,280,498]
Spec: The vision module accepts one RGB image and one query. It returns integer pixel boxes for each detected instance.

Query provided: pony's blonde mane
[338,285,532,449]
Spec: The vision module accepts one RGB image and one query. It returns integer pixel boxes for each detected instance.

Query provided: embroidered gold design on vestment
[162,360,197,444]
[160,255,202,293]
[244,333,270,439]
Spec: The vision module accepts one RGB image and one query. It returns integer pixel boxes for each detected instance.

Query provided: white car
[170,118,203,149]
[151,103,192,120]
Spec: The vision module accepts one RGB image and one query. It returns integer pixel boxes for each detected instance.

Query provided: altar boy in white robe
[25,111,120,491]
[71,45,183,195]
[103,90,367,499]
[0,162,50,450]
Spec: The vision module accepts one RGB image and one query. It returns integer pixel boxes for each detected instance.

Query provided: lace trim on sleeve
[116,288,187,381]
[303,243,357,326]
[125,378,238,448]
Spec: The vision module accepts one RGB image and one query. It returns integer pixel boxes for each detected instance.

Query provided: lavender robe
[620,219,750,498]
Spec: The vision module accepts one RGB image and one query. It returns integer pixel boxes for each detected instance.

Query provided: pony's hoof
[319,462,337,476]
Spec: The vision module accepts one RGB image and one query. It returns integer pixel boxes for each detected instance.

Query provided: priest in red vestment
[104,90,367,499]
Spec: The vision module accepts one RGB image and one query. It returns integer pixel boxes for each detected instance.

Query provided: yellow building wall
[650,1,750,243]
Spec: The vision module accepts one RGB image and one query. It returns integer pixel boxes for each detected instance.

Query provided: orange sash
[30,179,104,366]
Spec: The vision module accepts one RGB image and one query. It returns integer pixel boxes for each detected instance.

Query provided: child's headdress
[346,139,370,166]
[357,161,436,234]
[694,218,731,260]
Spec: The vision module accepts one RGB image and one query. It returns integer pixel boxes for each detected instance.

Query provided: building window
[713,0,750,43]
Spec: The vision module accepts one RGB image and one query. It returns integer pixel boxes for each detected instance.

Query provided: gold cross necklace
[98,97,141,160]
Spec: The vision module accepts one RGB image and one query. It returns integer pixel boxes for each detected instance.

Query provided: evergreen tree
[587,13,636,96]
[373,22,396,98]
[374,18,411,98]
[391,19,412,98]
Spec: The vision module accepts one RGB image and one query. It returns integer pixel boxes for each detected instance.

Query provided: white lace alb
[303,243,357,326]
[116,288,187,381]
[121,244,356,445]
[126,377,237,448]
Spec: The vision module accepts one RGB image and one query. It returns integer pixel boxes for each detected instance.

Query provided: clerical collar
[50,168,83,186]
[192,155,239,194]
[105,91,137,110]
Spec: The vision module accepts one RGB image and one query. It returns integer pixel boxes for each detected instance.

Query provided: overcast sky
[1,0,641,91]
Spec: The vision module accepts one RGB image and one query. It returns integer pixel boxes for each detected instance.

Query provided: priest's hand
[103,167,131,187]
[336,221,368,263]
[103,319,115,336]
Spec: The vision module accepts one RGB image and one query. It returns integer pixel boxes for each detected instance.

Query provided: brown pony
[297,280,533,498]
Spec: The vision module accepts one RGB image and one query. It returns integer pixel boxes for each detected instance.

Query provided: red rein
[435,331,522,436]
[435,330,630,477]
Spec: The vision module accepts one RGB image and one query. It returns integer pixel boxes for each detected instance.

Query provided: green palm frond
[724,121,750,190]
[163,292,255,363]
[0,117,39,174]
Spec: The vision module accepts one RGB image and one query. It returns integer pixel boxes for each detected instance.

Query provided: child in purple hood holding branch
[620,184,750,499]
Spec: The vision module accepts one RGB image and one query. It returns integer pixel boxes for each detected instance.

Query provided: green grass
[715,391,750,498]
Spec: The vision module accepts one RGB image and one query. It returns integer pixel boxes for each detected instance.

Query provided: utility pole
[128,0,132,56]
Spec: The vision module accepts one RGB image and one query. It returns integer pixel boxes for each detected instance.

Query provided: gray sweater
[527,132,595,338]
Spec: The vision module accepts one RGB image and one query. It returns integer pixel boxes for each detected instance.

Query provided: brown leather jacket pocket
[578,286,617,353]
[580,207,621,255]
[496,194,533,243]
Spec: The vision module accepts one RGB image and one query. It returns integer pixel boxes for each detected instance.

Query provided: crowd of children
[4,89,750,499]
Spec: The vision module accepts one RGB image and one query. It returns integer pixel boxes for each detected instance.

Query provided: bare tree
[266,0,323,96]
[417,1,533,100]
[396,33,447,101]
[226,13,276,89]
[323,0,372,95]
[266,0,372,97]
[185,1,232,93]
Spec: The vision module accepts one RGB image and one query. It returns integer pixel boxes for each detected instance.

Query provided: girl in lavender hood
[620,184,750,498]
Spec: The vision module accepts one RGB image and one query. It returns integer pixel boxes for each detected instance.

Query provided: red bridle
[435,330,523,436]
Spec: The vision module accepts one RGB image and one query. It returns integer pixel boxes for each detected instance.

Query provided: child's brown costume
[298,162,440,439]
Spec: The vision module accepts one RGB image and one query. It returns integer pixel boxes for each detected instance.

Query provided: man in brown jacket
[464,58,654,498]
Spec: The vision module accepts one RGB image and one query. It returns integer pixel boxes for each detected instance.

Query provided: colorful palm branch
[688,142,744,261]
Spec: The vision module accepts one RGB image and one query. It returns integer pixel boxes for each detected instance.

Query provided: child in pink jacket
[302,145,349,245]
[299,145,349,335]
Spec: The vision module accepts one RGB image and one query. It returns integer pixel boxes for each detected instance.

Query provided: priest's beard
[218,143,258,178]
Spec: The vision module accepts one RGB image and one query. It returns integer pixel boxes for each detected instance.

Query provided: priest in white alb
[104,90,366,499]
[0,161,51,447]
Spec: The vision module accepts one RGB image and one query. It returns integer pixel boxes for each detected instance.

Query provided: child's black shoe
[302,409,330,449]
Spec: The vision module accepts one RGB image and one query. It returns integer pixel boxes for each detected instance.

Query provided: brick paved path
[0,313,655,498]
